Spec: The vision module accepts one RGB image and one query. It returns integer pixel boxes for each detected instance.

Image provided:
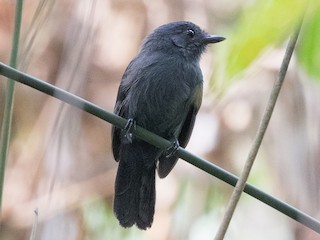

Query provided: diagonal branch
[214,22,304,240]
[0,60,319,234]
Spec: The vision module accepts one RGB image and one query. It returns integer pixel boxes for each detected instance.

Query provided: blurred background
[0,0,320,239]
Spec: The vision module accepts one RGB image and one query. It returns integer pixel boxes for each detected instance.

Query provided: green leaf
[297,9,320,81]
[212,0,318,91]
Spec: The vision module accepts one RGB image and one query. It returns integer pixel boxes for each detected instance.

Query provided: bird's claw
[165,139,180,157]
[124,118,136,143]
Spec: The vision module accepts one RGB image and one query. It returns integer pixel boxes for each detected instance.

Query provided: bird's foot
[124,118,136,143]
[165,139,180,157]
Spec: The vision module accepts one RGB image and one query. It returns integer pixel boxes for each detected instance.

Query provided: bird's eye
[186,29,195,38]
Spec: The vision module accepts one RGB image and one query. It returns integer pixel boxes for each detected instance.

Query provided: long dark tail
[114,142,156,230]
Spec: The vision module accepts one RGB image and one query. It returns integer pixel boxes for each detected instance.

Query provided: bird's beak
[203,35,226,44]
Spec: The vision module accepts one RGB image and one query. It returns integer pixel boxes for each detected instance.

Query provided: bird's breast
[128,58,202,137]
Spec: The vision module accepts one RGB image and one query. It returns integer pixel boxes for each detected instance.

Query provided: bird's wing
[112,73,130,162]
[157,84,203,178]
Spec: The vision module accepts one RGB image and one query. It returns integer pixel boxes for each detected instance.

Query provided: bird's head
[141,21,225,60]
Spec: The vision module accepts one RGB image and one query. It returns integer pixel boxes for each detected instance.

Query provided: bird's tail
[114,142,156,230]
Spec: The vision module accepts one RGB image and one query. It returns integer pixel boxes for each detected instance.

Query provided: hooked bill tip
[203,35,226,44]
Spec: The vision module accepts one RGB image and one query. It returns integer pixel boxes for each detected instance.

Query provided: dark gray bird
[112,21,225,230]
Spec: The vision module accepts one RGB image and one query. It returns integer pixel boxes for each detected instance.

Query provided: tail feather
[114,144,141,228]
[136,164,156,229]
[114,142,157,230]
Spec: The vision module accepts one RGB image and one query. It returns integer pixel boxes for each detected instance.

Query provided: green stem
[0,62,319,234]
[0,0,23,212]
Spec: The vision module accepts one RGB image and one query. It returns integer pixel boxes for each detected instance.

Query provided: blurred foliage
[297,9,320,81]
[212,0,320,90]
[82,198,145,240]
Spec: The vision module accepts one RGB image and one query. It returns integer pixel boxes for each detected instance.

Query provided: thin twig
[0,60,319,233]
[29,208,39,240]
[214,22,303,240]
[0,0,23,212]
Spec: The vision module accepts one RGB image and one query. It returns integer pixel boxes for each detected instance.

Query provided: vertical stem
[214,22,303,240]
[0,0,23,212]
[29,208,39,240]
